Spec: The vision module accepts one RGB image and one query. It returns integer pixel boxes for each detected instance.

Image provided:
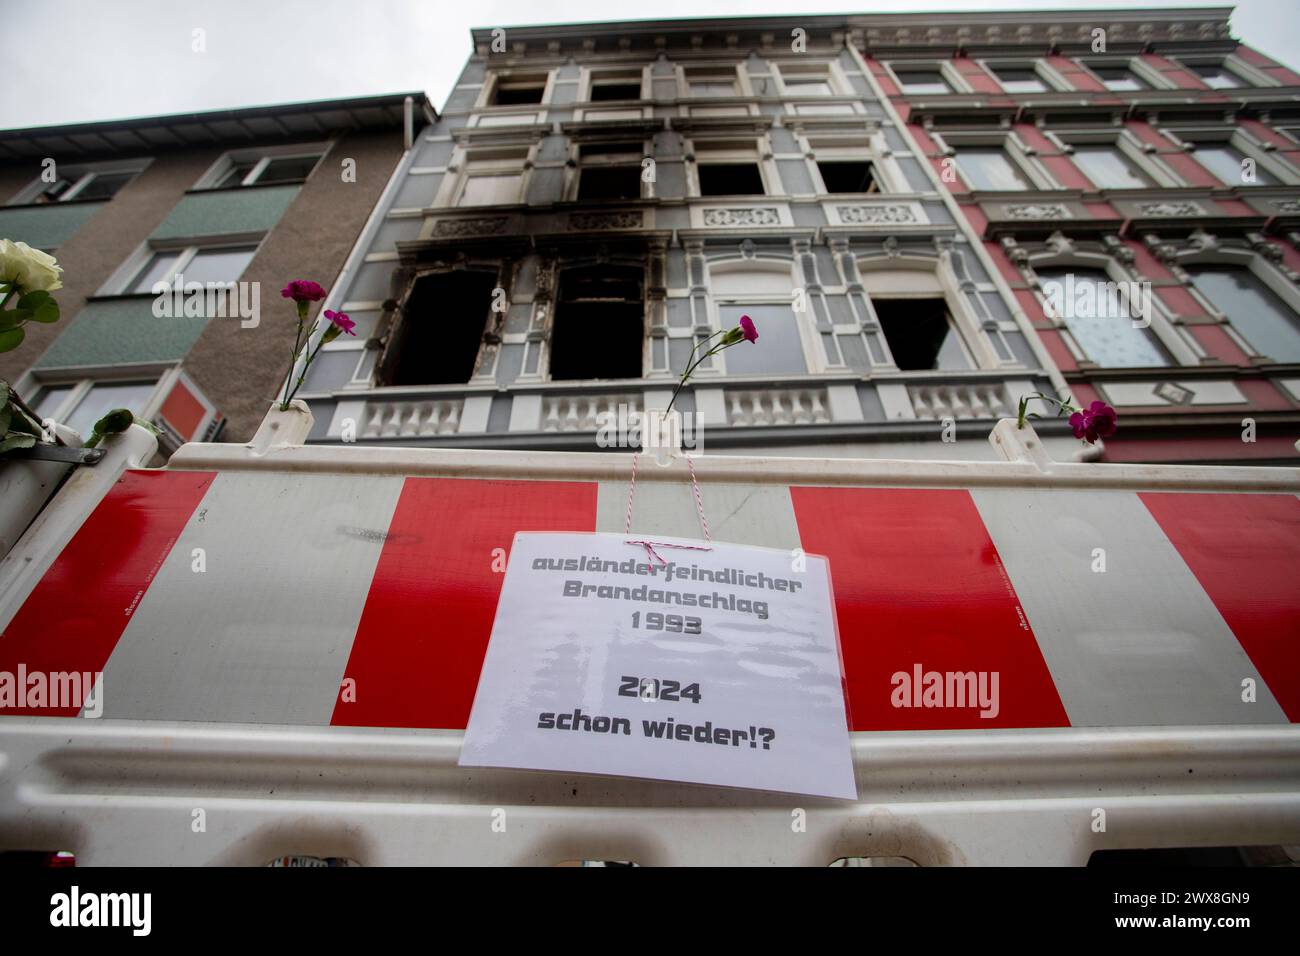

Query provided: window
[492,77,546,106]
[990,66,1047,93]
[1189,63,1243,89]
[785,79,834,96]
[698,163,764,196]
[34,379,159,439]
[695,142,767,196]
[955,147,1031,190]
[577,142,644,200]
[817,160,878,194]
[206,150,323,189]
[387,272,497,386]
[710,263,808,375]
[460,174,521,206]
[1071,146,1152,189]
[1189,143,1279,186]
[1187,266,1300,362]
[685,68,738,97]
[21,162,146,204]
[588,72,643,101]
[873,298,971,371]
[549,266,644,380]
[1034,268,1170,367]
[892,69,952,94]
[1090,66,1148,92]
[124,245,257,293]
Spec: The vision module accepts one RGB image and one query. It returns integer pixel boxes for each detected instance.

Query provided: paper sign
[460,532,857,800]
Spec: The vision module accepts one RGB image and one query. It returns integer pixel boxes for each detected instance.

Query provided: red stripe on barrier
[790,486,1070,731]
[0,470,215,717]
[1140,493,1300,722]
[332,477,598,729]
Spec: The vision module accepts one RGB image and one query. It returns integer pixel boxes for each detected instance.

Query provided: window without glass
[459,173,523,206]
[873,298,971,371]
[817,160,878,194]
[1071,146,1152,189]
[578,142,643,200]
[991,66,1047,93]
[955,147,1031,190]
[388,271,497,386]
[492,78,546,105]
[697,163,765,196]
[1091,66,1148,92]
[1189,63,1243,89]
[893,69,952,94]
[590,81,642,101]
[1187,266,1300,362]
[549,265,644,381]
[1189,143,1279,186]
[1034,268,1171,367]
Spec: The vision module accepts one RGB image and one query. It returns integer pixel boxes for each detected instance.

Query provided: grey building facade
[298,17,1069,460]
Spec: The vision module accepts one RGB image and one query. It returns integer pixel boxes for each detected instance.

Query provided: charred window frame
[574,141,648,201]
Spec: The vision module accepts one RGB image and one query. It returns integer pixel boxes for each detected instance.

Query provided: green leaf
[0,432,36,453]
[16,290,58,323]
[0,325,25,352]
[0,403,10,437]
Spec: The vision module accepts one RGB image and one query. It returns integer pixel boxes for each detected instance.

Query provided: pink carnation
[280,280,327,303]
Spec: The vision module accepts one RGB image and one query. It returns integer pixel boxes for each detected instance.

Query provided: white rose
[0,239,63,293]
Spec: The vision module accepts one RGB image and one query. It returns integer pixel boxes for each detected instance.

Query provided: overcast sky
[6,0,1297,130]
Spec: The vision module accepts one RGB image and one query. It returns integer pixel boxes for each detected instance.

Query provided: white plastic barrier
[0,415,1296,865]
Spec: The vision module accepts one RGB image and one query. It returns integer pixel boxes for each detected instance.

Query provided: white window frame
[570,139,653,201]
[772,60,850,97]
[677,63,751,99]
[479,69,555,110]
[103,238,262,296]
[884,61,968,96]
[437,144,535,208]
[800,132,905,195]
[1174,53,1276,89]
[1176,247,1300,363]
[707,258,817,376]
[1022,250,1197,367]
[580,66,650,103]
[195,143,328,191]
[1161,126,1300,186]
[10,158,151,205]
[933,131,1056,191]
[856,255,998,371]
[1045,128,1182,188]
[979,59,1067,94]
[1076,57,1172,92]
[688,136,780,198]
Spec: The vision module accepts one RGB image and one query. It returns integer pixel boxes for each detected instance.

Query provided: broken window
[591,82,643,101]
[818,160,878,194]
[549,265,644,381]
[698,163,765,196]
[578,142,644,200]
[873,297,972,370]
[492,75,547,106]
[388,271,497,386]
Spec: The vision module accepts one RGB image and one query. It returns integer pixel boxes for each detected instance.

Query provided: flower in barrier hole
[280,279,326,303]
[1017,392,1118,445]
[665,314,760,416]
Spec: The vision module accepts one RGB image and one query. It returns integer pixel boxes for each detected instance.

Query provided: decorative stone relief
[432,217,508,237]
[834,204,918,224]
[1136,201,1207,217]
[1004,203,1071,220]
[569,211,643,230]
[701,207,781,227]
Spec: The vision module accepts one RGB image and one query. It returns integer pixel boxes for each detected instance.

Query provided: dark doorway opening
[389,271,497,386]
[550,265,644,381]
